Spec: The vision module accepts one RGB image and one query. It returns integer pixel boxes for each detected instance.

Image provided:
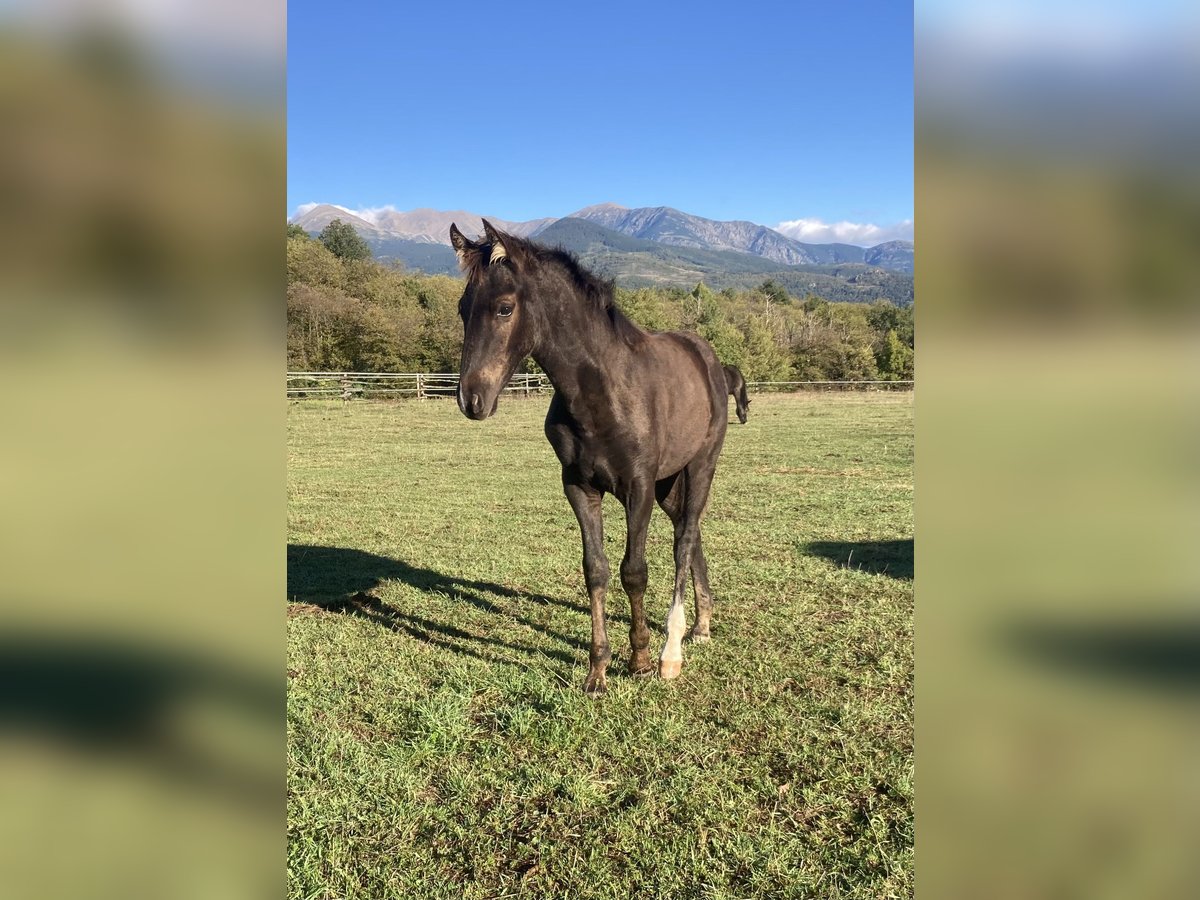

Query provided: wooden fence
[287,372,912,400]
[743,380,914,392]
[286,372,551,400]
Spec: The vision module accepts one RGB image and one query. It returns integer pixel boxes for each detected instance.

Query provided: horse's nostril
[469,393,483,416]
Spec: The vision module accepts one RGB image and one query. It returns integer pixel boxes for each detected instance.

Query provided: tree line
[287,221,914,381]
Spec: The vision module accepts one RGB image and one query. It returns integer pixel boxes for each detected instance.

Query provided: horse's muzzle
[457,383,494,420]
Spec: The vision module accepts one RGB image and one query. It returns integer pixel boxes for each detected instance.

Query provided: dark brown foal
[452,220,728,693]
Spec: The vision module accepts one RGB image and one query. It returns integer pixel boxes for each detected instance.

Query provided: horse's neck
[531,291,628,405]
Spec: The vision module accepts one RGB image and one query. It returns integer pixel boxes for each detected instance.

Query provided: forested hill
[535,219,914,305]
[287,230,914,382]
[319,217,913,307]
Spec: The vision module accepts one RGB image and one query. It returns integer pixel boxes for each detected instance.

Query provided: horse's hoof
[629,660,656,678]
[659,658,682,680]
[688,629,711,644]
[584,675,608,696]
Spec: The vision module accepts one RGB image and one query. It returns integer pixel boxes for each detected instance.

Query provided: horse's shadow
[287,544,632,669]
[805,539,913,580]
[999,616,1200,695]
[0,631,277,807]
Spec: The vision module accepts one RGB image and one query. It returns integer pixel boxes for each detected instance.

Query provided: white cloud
[773,217,914,247]
[290,202,322,220]
[351,205,399,226]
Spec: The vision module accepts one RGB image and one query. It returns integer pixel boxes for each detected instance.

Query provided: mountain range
[290,202,914,303]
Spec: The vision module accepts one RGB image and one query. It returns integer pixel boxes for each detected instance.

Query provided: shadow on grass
[288,544,636,669]
[0,632,278,807]
[805,539,913,580]
[999,617,1200,696]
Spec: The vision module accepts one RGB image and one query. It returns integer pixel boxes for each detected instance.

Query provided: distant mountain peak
[571,202,629,215]
[289,201,913,276]
[290,204,379,234]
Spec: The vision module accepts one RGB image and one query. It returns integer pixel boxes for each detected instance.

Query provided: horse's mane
[542,244,646,346]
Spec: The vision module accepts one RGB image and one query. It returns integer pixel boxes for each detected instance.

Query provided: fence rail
[287,372,912,400]
[286,372,551,400]
[746,380,914,392]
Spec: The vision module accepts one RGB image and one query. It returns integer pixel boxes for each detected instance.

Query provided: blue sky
[288,2,913,244]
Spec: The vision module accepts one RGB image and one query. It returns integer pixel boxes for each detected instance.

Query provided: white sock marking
[661,599,686,663]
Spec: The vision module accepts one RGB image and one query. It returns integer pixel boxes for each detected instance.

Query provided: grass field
[287,392,913,899]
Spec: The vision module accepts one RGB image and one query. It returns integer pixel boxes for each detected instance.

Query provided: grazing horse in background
[723,364,751,424]
[450,220,728,694]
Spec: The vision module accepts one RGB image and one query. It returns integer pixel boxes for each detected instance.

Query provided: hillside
[363,235,459,273]
[566,204,878,267]
[864,240,915,273]
[295,208,914,305]
[526,219,914,306]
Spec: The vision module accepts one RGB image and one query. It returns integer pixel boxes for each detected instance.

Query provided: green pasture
[288,392,913,899]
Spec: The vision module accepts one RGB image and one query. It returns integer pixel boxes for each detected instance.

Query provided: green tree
[617,287,681,333]
[287,222,309,240]
[801,293,830,319]
[415,275,467,370]
[688,286,744,366]
[319,218,372,261]
[866,299,900,334]
[740,315,791,382]
[875,329,914,380]
[342,257,411,308]
[287,236,345,292]
[287,283,353,370]
[701,320,746,369]
[758,279,790,304]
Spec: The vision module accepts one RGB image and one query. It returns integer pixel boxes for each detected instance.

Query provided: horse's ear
[450,222,471,253]
[480,219,512,267]
[480,219,502,244]
[450,223,480,272]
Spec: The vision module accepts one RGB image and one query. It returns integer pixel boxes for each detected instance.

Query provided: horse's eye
[497,303,514,318]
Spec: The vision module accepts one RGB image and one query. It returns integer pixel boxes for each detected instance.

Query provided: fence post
[416,373,424,401]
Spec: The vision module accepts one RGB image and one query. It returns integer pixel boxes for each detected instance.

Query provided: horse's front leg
[563,478,610,694]
[621,483,655,677]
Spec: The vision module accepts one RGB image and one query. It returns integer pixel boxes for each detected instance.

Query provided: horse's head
[450,220,539,420]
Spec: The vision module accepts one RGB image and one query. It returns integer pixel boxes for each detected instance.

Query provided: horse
[723,364,751,424]
[450,219,728,694]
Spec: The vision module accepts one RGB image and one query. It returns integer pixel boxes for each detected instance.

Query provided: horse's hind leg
[689,539,714,643]
[654,473,685,678]
[658,461,716,679]
[655,471,714,652]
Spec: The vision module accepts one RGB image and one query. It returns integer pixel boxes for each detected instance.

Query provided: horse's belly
[652,397,712,478]
[655,438,704,480]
